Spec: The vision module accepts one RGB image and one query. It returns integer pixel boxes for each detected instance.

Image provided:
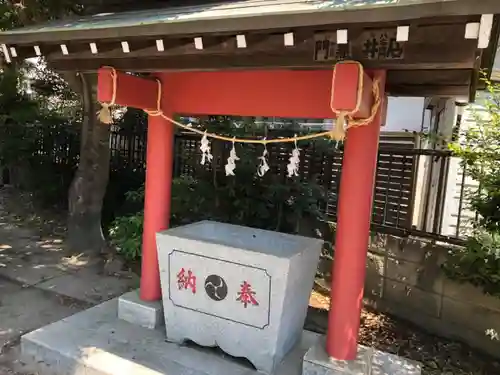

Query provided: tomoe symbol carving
[204,274,228,301]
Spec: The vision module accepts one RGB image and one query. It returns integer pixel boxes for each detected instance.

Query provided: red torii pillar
[97,64,386,360]
[327,70,387,360]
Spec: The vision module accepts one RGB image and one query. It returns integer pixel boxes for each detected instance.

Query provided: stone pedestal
[118,290,164,329]
[156,221,323,374]
[302,337,421,375]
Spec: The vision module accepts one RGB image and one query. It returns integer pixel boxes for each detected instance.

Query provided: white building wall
[426,99,455,233]
[440,94,489,237]
[411,107,432,227]
[412,98,456,233]
[381,93,487,239]
[383,97,426,133]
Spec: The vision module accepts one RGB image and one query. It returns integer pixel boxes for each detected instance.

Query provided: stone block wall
[365,233,500,358]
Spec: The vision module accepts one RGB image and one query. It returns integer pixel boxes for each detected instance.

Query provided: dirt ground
[0,283,91,375]
[307,290,500,375]
[0,188,137,375]
[1,188,500,375]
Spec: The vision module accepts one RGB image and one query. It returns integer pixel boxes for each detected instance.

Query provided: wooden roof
[0,0,497,43]
[1,0,499,99]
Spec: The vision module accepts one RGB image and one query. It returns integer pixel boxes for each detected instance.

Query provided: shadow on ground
[0,187,139,374]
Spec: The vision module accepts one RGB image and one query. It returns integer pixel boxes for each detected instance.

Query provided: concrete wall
[312,219,500,357]
[363,233,500,358]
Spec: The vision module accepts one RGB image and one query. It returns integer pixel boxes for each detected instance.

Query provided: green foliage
[110,171,326,261]
[443,75,500,296]
[0,66,40,165]
[0,1,78,29]
[443,229,500,297]
[108,184,146,260]
[0,61,81,207]
[109,117,328,261]
[448,76,500,231]
[0,0,83,206]
[0,0,99,208]
[109,212,144,261]
[28,59,81,118]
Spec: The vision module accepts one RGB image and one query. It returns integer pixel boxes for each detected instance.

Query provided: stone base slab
[21,296,320,375]
[303,337,421,375]
[118,289,163,329]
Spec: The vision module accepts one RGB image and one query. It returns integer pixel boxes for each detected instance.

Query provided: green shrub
[108,212,144,260]
[443,76,500,296]
[447,76,500,231]
[108,176,213,260]
[443,228,500,297]
[108,184,145,260]
[108,117,328,262]
[109,170,326,261]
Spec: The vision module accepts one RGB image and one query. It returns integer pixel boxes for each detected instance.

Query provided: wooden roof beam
[13,32,303,61]
[2,21,477,62]
[13,23,476,72]
[0,0,497,45]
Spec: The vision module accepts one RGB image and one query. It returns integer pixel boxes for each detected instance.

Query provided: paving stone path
[0,188,139,374]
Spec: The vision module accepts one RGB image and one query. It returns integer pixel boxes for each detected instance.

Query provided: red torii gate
[98,63,386,361]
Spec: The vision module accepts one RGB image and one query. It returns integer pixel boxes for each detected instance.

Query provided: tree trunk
[67,72,110,254]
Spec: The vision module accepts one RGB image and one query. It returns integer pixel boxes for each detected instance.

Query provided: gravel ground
[308,290,500,375]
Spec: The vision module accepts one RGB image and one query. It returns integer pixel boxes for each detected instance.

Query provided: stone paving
[0,188,139,374]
